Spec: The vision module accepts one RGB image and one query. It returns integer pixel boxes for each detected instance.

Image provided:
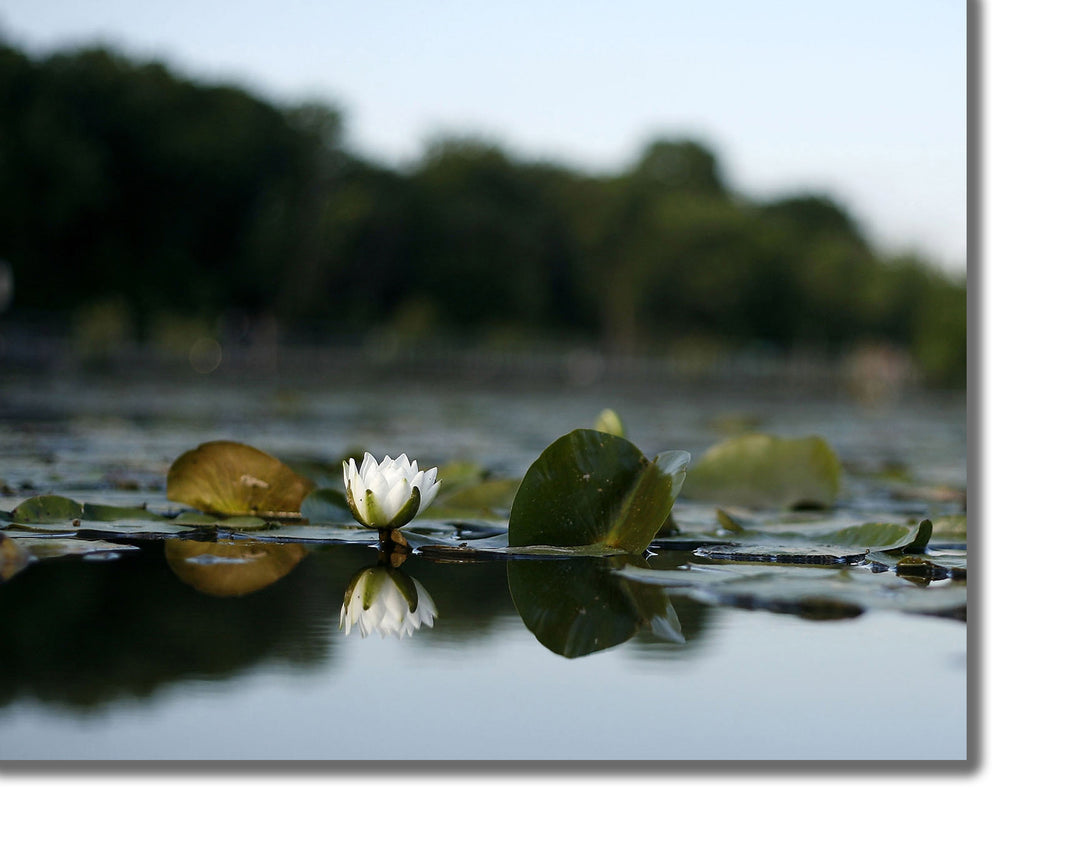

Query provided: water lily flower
[342,452,440,530]
[339,566,438,638]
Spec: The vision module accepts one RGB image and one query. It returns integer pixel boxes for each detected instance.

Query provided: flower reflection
[340,566,438,638]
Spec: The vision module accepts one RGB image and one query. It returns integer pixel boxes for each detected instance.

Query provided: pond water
[0,368,967,762]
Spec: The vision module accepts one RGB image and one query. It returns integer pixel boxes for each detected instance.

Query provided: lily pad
[11,495,84,524]
[507,429,690,555]
[814,519,933,553]
[682,433,842,509]
[301,488,355,525]
[173,511,271,530]
[695,519,934,563]
[166,441,316,517]
[1,534,141,567]
[81,503,167,522]
[618,559,966,617]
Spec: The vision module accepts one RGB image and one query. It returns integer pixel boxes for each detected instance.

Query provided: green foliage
[507,429,689,554]
[0,41,965,386]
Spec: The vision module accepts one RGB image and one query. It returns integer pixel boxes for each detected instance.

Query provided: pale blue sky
[0,0,967,271]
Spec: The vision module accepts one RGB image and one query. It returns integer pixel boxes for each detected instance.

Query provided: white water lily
[342,452,440,529]
[339,567,438,638]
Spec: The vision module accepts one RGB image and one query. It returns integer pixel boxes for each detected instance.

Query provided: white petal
[383,476,411,516]
[418,479,441,515]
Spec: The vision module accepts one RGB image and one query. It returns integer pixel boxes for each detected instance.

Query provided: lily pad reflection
[165,539,307,597]
[507,557,683,659]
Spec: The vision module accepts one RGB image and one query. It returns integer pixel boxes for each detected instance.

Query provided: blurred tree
[407,138,577,334]
[0,41,967,386]
[631,137,729,196]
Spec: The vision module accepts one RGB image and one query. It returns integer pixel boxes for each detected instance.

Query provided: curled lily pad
[11,495,84,525]
[682,433,842,509]
[507,429,690,555]
[816,519,933,553]
[166,441,315,517]
[165,539,306,596]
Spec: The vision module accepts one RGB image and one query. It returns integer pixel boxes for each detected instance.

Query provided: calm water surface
[0,371,967,761]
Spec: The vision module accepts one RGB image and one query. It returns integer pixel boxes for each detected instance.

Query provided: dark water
[0,372,967,761]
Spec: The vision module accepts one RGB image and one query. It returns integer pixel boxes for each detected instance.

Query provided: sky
[0,0,967,271]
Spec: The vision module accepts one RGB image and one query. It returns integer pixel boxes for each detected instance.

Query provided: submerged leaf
[166,441,315,517]
[682,433,842,509]
[507,429,690,555]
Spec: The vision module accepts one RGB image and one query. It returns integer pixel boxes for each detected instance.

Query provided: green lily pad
[682,433,842,509]
[166,441,316,518]
[11,495,84,524]
[814,519,933,553]
[696,519,934,563]
[300,488,355,525]
[173,511,270,530]
[82,503,168,522]
[507,429,690,555]
[619,559,965,617]
[1,534,140,568]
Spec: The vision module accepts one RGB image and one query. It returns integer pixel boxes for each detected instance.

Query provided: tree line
[0,42,965,385]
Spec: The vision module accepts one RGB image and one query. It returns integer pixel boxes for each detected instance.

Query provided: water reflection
[340,566,438,638]
[0,534,959,716]
[0,542,331,710]
[507,556,684,658]
[165,539,306,597]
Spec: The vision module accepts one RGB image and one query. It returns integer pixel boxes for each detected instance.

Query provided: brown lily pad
[166,441,315,518]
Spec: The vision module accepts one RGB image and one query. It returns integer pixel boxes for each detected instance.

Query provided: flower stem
[376,527,410,567]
